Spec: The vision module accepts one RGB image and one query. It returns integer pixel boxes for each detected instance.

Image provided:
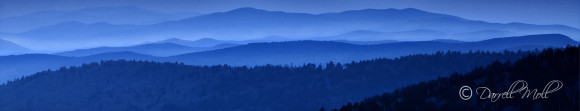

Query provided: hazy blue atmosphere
[1,0,579,28]
[0,0,578,111]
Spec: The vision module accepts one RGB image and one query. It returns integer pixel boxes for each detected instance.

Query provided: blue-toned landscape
[0,0,578,111]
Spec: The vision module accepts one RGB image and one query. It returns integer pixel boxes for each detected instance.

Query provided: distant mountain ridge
[0,39,31,55]
[2,7,578,51]
[156,38,242,47]
[55,42,238,57]
[0,34,576,84]
[167,34,578,65]
[311,29,519,41]
[0,6,201,33]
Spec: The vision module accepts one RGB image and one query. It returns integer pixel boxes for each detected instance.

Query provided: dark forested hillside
[0,49,542,111]
[332,46,579,111]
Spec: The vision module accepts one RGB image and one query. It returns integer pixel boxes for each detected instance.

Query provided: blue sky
[1,0,579,28]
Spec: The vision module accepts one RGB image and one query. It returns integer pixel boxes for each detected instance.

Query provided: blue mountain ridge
[0,6,202,33]
[2,7,578,51]
[167,34,578,65]
[55,42,239,57]
[0,39,31,55]
[0,34,576,84]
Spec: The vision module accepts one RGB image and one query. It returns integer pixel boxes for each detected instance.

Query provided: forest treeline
[0,49,547,111]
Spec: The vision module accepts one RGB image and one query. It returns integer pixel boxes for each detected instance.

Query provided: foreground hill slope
[0,50,539,111]
[333,46,579,111]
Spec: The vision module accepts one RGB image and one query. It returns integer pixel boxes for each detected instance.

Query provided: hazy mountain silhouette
[331,40,399,45]
[157,7,579,41]
[0,39,31,55]
[311,29,448,41]
[56,42,238,57]
[157,37,295,47]
[4,21,145,50]
[3,7,578,51]
[429,39,465,43]
[0,6,201,33]
[310,29,519,42]
[0,34,577,84]
[80,51,157,61]
[168,34,578,65]
[156,38,242,47]
[445,30,519,41]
